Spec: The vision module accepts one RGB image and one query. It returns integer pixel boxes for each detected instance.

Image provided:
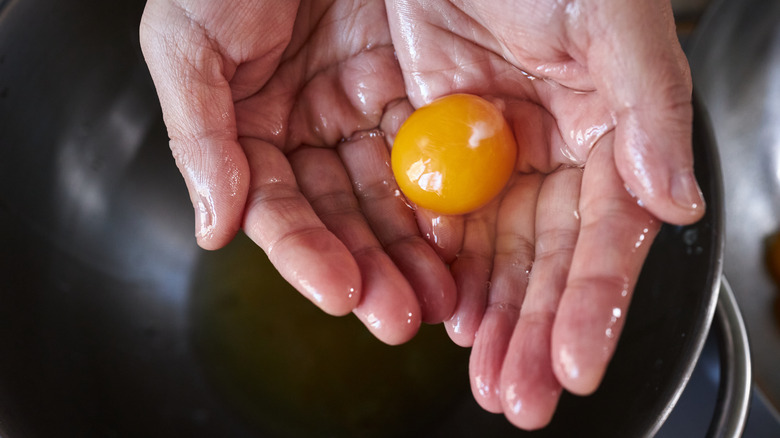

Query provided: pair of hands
[140,0,704,430]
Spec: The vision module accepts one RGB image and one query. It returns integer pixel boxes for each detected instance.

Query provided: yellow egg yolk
[391,94,517,215]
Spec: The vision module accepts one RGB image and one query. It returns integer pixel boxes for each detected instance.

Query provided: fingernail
[671,170,705,213]
[195,193,216,240]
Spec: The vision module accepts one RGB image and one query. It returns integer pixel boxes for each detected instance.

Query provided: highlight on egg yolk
[391,94,517,215]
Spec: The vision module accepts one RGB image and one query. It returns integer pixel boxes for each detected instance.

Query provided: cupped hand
[386,0,705,429]
[141,0,706,430]
[140,0,458,345]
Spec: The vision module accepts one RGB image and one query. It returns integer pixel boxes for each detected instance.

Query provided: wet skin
[140,0,705,430]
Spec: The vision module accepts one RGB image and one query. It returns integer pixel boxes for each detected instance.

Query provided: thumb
[140,1,249,249]
[588,0,705,225]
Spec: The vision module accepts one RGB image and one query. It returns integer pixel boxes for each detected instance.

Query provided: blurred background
[669,0,780,436]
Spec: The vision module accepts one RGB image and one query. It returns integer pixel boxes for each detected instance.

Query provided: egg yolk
[391,94,517,215]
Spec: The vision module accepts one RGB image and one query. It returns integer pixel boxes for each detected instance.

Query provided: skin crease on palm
[140,0,706,431]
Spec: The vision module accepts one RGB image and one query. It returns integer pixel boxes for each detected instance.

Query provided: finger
[380,97,466,263]
[469,174,541,413]
[414,209,464,264]
[552,135,660,395]
[379,97,415,147]
[140,4,249,249]
[287,145,421,344]
[338,133,456,324]
[585,0,705,224]
[499,167,582,430]
[443,202,499,346]
[241,138,360,317]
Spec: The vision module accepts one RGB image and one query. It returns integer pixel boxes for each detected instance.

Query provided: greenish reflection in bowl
[190,233,471,437]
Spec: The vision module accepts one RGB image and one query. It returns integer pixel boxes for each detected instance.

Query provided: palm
[385,0,680,428]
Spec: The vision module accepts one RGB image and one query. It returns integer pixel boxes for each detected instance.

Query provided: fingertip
[415,209,464,263]
[195,229,236,251]
[550,303,620,397]
[502,388,559,431]
[292,242,362,317]
[667,169,706,223]
[498,321,562,430]
[444,316,476,347]
[192,196,242,251]
[385,240,457,324]
[551,341,605,396]
[179,148,250,251]
[611,95,705,226]
[626,170,706,226]
[310,252,362,317]
[317,285,361,317]
[260,229,362,317]
[469,369,503,414]
[303,237,363,317]
[444,253,493,348]
[351,252,421,346]
[353,303,420,346]
[550,286,624,397]
[468,306,516,414]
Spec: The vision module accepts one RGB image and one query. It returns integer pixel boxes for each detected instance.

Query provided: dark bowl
[0,0,723,436]
[686,0,780,415]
